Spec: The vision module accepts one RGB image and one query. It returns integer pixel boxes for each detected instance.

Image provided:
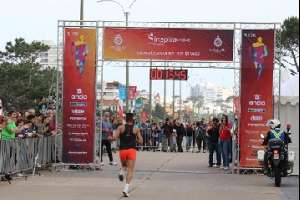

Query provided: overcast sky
[0,0,299,98]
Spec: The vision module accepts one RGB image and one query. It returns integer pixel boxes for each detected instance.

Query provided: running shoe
[123,185,130,197]
[109,161,118,166]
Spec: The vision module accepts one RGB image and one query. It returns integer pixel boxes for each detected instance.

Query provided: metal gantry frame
[56,20,281,172]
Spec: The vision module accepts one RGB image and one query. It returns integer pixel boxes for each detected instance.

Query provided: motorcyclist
[262,119,292,175]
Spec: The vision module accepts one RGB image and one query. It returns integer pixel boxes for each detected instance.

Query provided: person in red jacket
[219,114,232,170]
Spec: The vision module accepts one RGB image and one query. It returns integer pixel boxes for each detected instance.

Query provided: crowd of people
[99,112,237,170]
[0,98,57,141]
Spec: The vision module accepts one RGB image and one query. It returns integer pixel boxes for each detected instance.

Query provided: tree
[0,38,56,111]
[277,17,299,73]
[153,104,165,120]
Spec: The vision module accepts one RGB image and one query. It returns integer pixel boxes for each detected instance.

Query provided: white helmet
[266,119,281,129]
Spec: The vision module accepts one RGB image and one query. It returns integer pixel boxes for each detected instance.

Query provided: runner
[113,113,143,197]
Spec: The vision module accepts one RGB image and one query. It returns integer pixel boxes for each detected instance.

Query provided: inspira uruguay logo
[210,35,225,54]
[112,34,125,51]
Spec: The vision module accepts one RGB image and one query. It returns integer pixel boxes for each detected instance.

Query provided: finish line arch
[56,20,281,173]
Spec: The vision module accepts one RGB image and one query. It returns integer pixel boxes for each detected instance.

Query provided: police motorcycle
[257,119,295,187]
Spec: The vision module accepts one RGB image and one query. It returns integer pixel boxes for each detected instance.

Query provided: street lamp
[97,0,137,113]
[80,0,84,25]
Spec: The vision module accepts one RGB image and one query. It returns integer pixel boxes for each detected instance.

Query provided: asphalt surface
[0,151,298,200]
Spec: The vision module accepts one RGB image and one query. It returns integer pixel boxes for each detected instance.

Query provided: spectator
[37,97,48,116]
[43,116,54,136]
[219,114,232,170]
[157,122,163,148]
[151,123,159,151]
[162,118,173,152]
[174,120,185,153]
[195,120,207,153]
[170,128,177,152]
[186,123,194,152]
[19,120,36,138]
[100,112,117,166]
[0,116,7,140]
[1,111,18,140]
[207,118,221,167]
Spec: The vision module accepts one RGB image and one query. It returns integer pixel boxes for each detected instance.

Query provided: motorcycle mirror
[260,134,265,139]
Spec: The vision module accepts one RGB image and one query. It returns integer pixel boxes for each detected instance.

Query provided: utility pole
[80,0,84,26]
[163,65,167,120]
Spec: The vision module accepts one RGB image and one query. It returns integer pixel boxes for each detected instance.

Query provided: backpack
[196,126,205,139]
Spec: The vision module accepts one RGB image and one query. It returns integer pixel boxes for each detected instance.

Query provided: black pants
[196,137,207,151]
[177,136,183,152]
[208,142,221,166]
[101,140,113,162]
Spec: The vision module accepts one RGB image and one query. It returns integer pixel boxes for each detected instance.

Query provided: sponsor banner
[119,86,126,101]
[141,111,148,123]
[104,28,234,61]
[128,86,137,100]
[239,30,275,168]
[63,28,96,164]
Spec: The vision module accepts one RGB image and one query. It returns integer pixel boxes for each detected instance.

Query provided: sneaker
[100,162,105,167]
[118,173,124,182]
[224,167,229,170]
[109,161,118,166]
[123,184,130,197]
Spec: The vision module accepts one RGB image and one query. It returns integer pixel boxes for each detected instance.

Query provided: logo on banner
[210,35,225,54]
[250,36,269,79]
[112,34,125,51]
[71,88,88,100]
[73,35,89,75]
[147,32,191,46]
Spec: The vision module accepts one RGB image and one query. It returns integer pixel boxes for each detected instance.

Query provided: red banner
[128,86,137,100]
[239,30,275,168]
[63,28,96,164]
[104,28,233,61]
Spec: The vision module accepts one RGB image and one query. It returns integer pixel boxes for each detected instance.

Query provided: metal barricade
[137,128,160,151]
[0,134,62,175]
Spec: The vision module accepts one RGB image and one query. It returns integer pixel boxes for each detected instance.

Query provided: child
[170,129,177,152]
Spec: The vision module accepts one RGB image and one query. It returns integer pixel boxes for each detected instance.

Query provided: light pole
[97,0,137,113]
[80,0,84,25]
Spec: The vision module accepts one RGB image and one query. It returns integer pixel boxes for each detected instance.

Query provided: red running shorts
[119,149,137,161]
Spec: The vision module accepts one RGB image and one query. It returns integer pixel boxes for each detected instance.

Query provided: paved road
[0,152,298,200]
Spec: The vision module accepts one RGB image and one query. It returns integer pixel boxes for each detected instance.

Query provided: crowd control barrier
[0,134,62,175]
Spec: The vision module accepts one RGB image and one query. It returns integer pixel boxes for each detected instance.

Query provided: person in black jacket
[207,118,221,167]
[174,120,185,153]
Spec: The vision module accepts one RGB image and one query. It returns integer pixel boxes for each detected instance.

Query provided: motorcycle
[257,134,295,187]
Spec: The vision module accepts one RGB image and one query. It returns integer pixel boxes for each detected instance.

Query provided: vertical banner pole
[149,61,153,123]
[125,12,130,113]
[55,21,61,165]
[164,64,167,120]
[179,69,182,121]
[94,22,99,165]
[99,22,105,167]
[172,67,175,120]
